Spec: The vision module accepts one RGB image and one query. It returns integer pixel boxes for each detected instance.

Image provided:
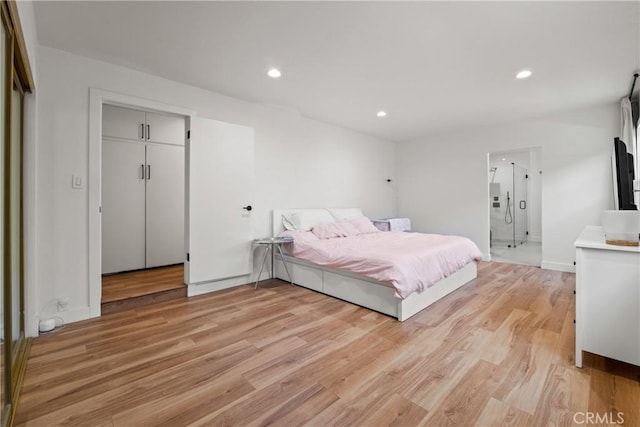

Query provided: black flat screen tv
[613,137,637,210]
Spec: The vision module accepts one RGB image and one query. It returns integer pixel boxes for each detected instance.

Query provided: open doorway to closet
[488,148,542,267]
[100,104,187,310]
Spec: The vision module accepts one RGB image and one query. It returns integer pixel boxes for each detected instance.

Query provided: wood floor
[102,264,185,303]
[16,262,640,426]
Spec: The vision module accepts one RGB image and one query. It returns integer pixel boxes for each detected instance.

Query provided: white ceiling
[33,1,640,142]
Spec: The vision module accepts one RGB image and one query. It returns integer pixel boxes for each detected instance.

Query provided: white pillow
[328,208,365,221]
[282,209,335,232]
[348,217,382,234]
[282,215,296,231]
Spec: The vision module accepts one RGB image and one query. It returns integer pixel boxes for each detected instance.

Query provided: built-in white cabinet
[145,112,186,145]
[102,105,185,274]
[145,143,185,268]
[102,140,147,273]
[575,226,640,367]
[102,104,185,145]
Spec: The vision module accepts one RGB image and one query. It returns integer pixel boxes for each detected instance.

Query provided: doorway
[100,103,187,309]
[488,149,542,266]
[102,265,185,309]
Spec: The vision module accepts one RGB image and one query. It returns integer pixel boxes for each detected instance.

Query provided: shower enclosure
[489,163,528,248]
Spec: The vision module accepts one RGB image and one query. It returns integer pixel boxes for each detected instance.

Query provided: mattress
[280,230,483,299]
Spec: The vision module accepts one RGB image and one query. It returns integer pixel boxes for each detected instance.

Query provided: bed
[272,208,482,321]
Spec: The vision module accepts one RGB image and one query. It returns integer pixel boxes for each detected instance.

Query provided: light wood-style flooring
[102,264,185,303]
[16,262,640,426]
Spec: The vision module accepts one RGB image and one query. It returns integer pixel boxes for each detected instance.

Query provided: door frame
[88,88,195,318]
[486,147,543,262]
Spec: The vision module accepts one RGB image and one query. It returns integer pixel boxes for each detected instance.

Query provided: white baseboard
[482,253,492,262]
[187,275,252,297]
[541,261,575,273]
[37,306,94,334]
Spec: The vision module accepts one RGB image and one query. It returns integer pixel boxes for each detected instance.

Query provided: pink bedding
[279,231,483,299]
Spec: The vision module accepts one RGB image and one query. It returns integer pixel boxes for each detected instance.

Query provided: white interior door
[145,144,185,268]
[146,112,185,145]
[103,104,145,141]
[187,117,254,283]
[102,139,146,274]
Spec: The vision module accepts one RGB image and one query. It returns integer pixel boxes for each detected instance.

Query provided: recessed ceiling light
[377,111,387,117]
[502,158,506,161]
[516,70,532,79]
[267,68,281,78]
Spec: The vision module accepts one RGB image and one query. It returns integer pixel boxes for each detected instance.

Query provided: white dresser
[575,226,640,367]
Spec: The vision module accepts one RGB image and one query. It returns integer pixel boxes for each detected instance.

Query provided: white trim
[88,88,196,319]
[24,92,39,337]
[541,260,575,273]
[486,152,492,259]
[529,235,542,243]
[39,307,92,333]
[187,275,252,297]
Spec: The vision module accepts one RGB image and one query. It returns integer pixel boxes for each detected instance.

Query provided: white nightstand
[253,236,294,288]
[372,218,411,232]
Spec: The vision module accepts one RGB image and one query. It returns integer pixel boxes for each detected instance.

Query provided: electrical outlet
[57,298,69,312]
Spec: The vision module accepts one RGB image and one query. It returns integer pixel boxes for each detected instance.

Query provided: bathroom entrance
[488,149,542,266]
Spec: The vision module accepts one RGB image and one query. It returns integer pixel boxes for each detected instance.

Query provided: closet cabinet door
[146,112,185,146]
[103,105,145,141]
[102,139,146,274]
[188,118,254,283]
[145,144,185,268]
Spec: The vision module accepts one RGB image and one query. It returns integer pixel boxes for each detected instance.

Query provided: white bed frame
[272,209,477,321]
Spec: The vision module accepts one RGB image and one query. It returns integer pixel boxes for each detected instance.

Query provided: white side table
[253,236,294,288]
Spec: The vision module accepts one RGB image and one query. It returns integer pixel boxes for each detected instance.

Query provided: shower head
[490,167,497,172]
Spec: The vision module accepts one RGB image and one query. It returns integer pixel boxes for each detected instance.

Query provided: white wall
[529,149,542,242]
[34,46,396,331]
[397,103,620,272]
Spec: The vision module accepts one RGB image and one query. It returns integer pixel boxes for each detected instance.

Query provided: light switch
[72,174,83,189]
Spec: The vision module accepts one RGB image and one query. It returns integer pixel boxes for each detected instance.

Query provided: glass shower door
[513,164,528,247]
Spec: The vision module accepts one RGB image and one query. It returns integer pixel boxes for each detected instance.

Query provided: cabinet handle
[147,165,151,180]
[147,124,150,140]
[141,123,145,140]
[140,164,145,179]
